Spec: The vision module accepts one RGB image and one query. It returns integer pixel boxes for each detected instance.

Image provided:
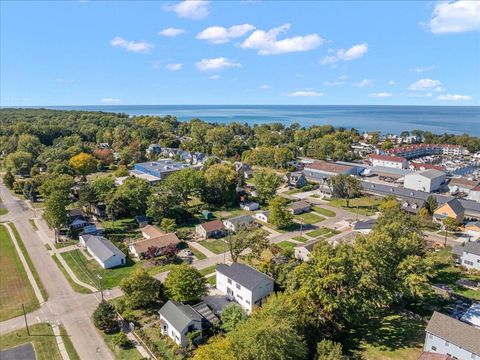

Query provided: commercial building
[131,159,194,182]
[303,160,356,182]
[404,169,446,192]
[368,154,408,169]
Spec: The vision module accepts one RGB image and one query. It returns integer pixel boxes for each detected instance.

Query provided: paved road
[0,181,114,360]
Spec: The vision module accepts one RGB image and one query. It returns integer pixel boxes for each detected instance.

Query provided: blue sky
[1,0,479,106]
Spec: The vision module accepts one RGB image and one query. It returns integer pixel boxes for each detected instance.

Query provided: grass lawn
[294,212,324,224]
[0,224,39,321]
[199,264,218,276]
[198,239,227,254]
[207,274,216,285]
[9,223,48,301]
[52,254,93,294]
[0,208,7,215]
[187,244,207,260]
[306,227,332,237]
[54,240,78,249]
[141,327,183,360]
[100,331,143,360]
[311,206,336,217]
[328,196,382,216]
[60,249,185,289]
[277,241,297,251]
[292,236,309,243]
[28,219,38,230]
[100,217,139,241]
[0,323,75,360]
[284,188,303,195]
[343,310,425,360]
[211,207,250,220]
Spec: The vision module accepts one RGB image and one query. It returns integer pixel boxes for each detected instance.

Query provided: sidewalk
[189,241,216,258]
[55,253,98,292]
[52,323,71,360]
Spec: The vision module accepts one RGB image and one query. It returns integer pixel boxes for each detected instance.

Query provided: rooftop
[141,225,165,239]
[438,198,464,215]
[426,311,480,354]
[130,233,180,254]
[288,200,310,210]
[199,219,225,232]
[305,160,353,174]
[82,235,124,262]
[354,219,376,230]
[368,154,407,163]
[409,169,446,180]
[135,159,192,173]
[159,301,203,332]
[463,241,480,256]
[216,263,273,291]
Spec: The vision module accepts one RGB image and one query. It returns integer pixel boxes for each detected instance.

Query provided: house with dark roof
[453,242,480,271]
[254,210,270,223]
[353,219,376,234]
[434,199,465,223]
[79,235,126,269]
[195,219,225,239]
[285,171,308,188]
[423,311,480,359]
[223,215,254,232]
[288,200,311,215]
[400,197,426,215]
[159,300,217,347]
[294,239,320,261]
[67,208,91,230]
[216,263,274,312]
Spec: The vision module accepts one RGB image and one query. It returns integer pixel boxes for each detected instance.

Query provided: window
[464,260,474,266]
[237,294,243,300]
[431,346,437,351]
[246,300,250,305]
[227,278,232,284]
[236,284,241,290]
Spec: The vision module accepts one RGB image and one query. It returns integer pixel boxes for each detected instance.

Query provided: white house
[423,311,480,359]
[223,215,254,232]
[79,235,126,269]
[295,240,320,262]
[254,211,270,223]
[353,219,376,234]
[240,202,260,211]
[368,154,408,169]
[288,200,311,215]
[158,301,204,347]
[454,242,480,271]
[404,169,446,192]
[216,263,274,313]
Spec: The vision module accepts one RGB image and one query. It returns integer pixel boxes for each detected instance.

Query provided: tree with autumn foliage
[69,152,98,179]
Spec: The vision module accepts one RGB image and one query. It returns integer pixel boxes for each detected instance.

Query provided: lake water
[35,105,480,136]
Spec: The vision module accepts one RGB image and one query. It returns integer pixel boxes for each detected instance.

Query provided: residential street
[0,181,115,360]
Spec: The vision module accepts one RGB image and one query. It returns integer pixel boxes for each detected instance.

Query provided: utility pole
[97,274,104,301]
[22,304,30,336]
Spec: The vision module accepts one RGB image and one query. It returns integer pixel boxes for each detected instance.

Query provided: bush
[93,301,119,334]
[112,332,131,349]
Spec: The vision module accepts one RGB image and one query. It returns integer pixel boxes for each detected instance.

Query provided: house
[192,152,207,165]
[134,215,149,228]
[146,144,162,156]
[460,302,480,328]
[288,200,311,215]
[98,142,110,150]
[195,220,225,239]
[468,186,480,203]
[434,199,465,223]
[159,301,213,347]
[67,209,91,230]
[141,225,164,239]
[368,154,408,169]
[130,160,194,182]
[295,239,320,262]
[234,162,253,179]
[404,170,446,193]
[400,197,426,215]
[448,177,480,196]
[254,211,270,223]
[410,162,445,172]
[303,160,356,182]
[216,263,274,313]
[128,233,180,258]
[353,219,376,234]
[423,311,480,359]
[223,215,254,232]
[453,242,480,271]
[79,235,126,269]
[285,171,308,188]
[201,210,213,220]
[240,202,260,211]
[465,222,480,239]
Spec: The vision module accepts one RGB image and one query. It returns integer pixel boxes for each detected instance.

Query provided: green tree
[202,163,238,206]
[119,268,164,309]
[43,191,68,242]
[268,196,294,229]
[5,151,34,175]
[106,177,150,217]
[38,174,75,198]
[3,170,15,189]
[160,218,176,233]
[164,264,208,303]
[192,336,235,360]
[93,301,119,334]
[112,332,131,349]
[253,170,281,205]
[69,152,99,178]
[425,195,438,215]
[17,134,44,157]
[315,339,345,360]
[226,226,269,262]
[221,303,247,333]
[328,174,361,207]
[91,176,115,203]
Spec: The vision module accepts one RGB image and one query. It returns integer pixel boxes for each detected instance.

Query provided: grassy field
[51,254,93,294]
[292,235,309,242]
[294,212,324,224]
[100,330,143,360]
[306,227,332,237]
[9,223,48,301]
[198,239,227,254]
[328,196,382,216]
[343,311,425,360]
[207,274,216,285]
[100,217,139,241]
[0,224,39,321]
[187,244,207,260]
[311,206,336,217]
[199,264,218,276]
[211,207,250,220]
[0,323,80,360]
[277,241,296,251]
[60,250,100,289]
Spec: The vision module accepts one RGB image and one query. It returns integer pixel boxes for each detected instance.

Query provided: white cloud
[414,65,435,73]
[353,79,373,88]
[286,91,325,97]
[110,36,153,53]
[166,63,183,71]
[209,75,221,80]
[260,85,271,90]
[197,24,255,44]
[409,78,443,91]
[101,98,121,104]
[369,92,392,98]
[320,43,368,65]
[195,57,241,71]
[437,94,472,101]
[240,23,324,55]
[166,0,209,20]
[388,80,395,85]
[425,0,480,34]
[158,27,186,37]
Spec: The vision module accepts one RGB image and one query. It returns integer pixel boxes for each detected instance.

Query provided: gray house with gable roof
[79,234,125,269]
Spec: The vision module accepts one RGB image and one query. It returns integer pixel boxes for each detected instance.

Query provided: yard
[198,238,227,254]
[100,217,140,241]
[52,254,93,294]
[100,330,143,360]
[211,207,250,220]
[140,327,183,360]
[199,264,218,277]
[292,235,308,242]
[277,241,296,251]
[187,244,207,260]
[343,310,425,360]
[328,196,382,216]
[0,224,39,321]
[60,249,185,289]
[0,323,80,360]
[306,227,341,239]
[294,212,324,225]
[311,205,336,217]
